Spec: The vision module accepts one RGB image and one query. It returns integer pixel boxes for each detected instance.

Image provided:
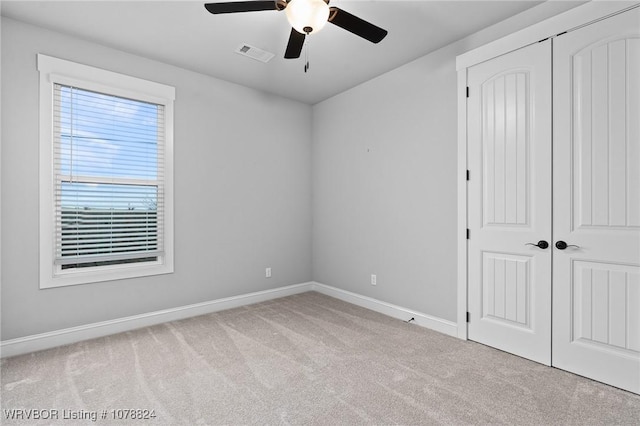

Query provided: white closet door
[467,40,552,365]
[553,7,640,394]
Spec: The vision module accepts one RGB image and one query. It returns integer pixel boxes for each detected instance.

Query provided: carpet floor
[2,292,640,425]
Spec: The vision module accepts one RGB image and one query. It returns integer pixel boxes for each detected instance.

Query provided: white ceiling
[1,1,583,104]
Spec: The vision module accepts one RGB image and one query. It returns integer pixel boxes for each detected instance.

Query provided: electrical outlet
[266,267,272,278]
[371,274,376,286]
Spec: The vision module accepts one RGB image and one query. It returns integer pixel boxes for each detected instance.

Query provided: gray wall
[311,47,459,321]
[1,18,312,340]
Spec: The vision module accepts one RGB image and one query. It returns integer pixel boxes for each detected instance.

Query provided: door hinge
[466,170,470,181]
[466,312,470,323]
[466,229,470,239]
[466,86,469,98]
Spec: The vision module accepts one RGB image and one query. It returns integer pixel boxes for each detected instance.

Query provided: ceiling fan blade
[204,1,277,14]
[284,28,305,59]
[328,7,388,43]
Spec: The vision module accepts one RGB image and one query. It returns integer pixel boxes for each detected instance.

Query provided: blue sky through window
[58,85,161,211]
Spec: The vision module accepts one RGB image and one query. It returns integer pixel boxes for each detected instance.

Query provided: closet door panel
[571,36,640,230]
[553,6,640,394]
[467,40,552,365]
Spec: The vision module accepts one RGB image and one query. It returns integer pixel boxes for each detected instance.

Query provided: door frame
[455,1,639,340]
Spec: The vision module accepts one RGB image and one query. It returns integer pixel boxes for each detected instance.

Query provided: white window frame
[38,54,175,289]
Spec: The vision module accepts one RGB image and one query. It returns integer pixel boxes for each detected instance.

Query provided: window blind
[53,84,165,268]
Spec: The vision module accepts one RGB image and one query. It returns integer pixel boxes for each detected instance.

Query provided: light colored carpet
[2,292,640,425]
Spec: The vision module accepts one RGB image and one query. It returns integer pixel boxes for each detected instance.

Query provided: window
[38,54,174,288]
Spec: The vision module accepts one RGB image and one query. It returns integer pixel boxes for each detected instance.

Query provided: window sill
[40,261,174,289]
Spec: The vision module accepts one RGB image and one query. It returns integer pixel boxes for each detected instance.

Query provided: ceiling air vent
[234,44,275,63]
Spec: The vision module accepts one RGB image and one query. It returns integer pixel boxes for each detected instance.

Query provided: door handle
[555,241,580,250]
[526,240,549,249]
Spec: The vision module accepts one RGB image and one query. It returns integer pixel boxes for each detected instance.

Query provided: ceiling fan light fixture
[285,0,330,35]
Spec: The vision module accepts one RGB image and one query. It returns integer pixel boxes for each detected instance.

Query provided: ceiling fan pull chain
[304,35,310,73]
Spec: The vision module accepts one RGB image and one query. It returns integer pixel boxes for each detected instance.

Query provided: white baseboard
[0,282,314,358]
[310,282,459,338]
[1,281,459,358]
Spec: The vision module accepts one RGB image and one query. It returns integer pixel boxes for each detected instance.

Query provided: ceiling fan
[204,0,388,59]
